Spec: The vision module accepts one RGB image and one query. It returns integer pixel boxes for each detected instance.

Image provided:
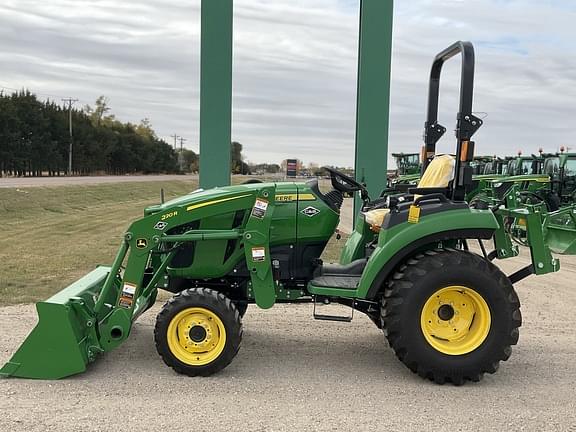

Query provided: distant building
[286,159,298,178]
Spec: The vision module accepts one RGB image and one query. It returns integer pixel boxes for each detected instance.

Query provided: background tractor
[387,153,421,192]
[482,157,509,175]
[542,150,576,206]
[506,153,540,176]
[391,152,421,176]
[470,156,494,175]
[472,151,576,213]
[2,42,574,385]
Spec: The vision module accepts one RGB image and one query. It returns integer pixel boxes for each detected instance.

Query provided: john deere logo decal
[301,206,320,217]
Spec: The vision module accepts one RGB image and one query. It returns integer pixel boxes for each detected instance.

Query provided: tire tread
[381,249,522,385]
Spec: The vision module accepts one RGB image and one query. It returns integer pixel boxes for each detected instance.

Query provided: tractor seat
[364,154,455,231]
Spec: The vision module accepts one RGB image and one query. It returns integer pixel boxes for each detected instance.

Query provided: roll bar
[422,41,483,200]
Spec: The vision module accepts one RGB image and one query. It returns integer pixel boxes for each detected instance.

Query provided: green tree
[135,118,157,140]
[181,149,199,173]
[0,91,178,176]
[84,96,115,127]
[231,141,250,174]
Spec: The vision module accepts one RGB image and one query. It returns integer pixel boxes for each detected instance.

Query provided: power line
[179,136,187,151]
[62,98,79,176]
[170,134,179,151]
[178,137,187,172]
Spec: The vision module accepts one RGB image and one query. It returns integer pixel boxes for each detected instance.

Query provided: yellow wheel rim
[167,307,226,366]
[420,286,491,355]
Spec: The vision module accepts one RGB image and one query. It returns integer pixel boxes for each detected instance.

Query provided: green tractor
[391,152,421,176]
[472,150,576,213]
[542,150,576,206]
[387,153,421,192]
[467,151,558,209]
[1,42,571,385]
[482,157,509,175]
[470,156,494,175]
[506,154,527,176]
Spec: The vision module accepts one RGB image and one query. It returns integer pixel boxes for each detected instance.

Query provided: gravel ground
[1,252,576,431]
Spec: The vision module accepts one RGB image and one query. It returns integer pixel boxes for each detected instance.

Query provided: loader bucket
[547,225,576,255]
[0,266,110,379]
[546,207,576,255]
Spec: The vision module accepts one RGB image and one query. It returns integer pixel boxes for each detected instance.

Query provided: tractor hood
[144,182,300,217]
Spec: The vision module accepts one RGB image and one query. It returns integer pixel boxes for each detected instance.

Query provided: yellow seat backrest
[363,154,455,232]
[417,154,455,188]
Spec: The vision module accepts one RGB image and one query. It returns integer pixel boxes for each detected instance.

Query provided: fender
[356,208,499,300]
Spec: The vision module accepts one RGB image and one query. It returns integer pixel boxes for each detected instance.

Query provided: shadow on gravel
[74,317,419,385]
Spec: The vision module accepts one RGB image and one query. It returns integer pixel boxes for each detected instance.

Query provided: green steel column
[199,0,233,189]
[354,0,394,217]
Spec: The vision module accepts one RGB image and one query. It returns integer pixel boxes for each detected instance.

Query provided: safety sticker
[408,205,421,224]
[136,238,148,249]
[154,221,168,230]
[118,282,137,309]
[251,198,269,219]
[251,247,266,262]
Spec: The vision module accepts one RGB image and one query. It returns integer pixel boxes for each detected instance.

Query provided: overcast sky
[1,0,575,167]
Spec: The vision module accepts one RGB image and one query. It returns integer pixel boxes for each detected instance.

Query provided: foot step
[313,313,353,322]
[313,297,354,322]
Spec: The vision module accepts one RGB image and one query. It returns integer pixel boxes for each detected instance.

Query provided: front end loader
[3,41,575,384]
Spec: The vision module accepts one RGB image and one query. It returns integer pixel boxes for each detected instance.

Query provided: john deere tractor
[391,153,421,176]
[543,150,576,206]
[2,42,572,385]
[386,153,421,192]
[470,151,576,213]
[482,157,508,175]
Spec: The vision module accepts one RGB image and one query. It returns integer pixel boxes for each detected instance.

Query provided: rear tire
[381,249,521,385]
[154,288,242,376]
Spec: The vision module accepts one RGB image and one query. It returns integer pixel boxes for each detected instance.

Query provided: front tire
[154,288,242,376]
[382,249,521,385]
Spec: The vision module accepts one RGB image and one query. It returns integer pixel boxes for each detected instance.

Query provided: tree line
[0,91,179,177]
[0,90,281,178]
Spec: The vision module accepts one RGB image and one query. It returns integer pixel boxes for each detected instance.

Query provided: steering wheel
[323,167,369,200]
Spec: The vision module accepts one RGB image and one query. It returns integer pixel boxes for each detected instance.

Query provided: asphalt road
[1,251,575,431]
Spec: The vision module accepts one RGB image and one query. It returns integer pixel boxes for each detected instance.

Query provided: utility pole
[62,98,78,176]
[170,134,179,151]
[178,137,187,172]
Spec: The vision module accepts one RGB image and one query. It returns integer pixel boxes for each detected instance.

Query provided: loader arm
[1,185,277,379]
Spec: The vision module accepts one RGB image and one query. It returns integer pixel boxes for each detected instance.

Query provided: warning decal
[251,198,269,219]
[119,282,137,309]
[251,247,266,262]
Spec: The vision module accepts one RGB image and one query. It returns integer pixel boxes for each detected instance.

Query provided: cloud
[0,0,575,167]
